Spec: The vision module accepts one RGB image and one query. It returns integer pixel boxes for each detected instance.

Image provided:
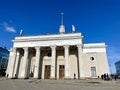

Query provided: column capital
[50,45,56,49]
[76,44,83,48]
[9,48,13,52]
[23,47,28,51]
[12,47,17,52]
[63,45,69,48]
[35,46,41,50]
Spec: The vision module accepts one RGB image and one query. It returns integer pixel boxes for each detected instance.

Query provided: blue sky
[0,0,120,73]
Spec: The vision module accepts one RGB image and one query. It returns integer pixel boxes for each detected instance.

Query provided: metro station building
[6,17,110,79]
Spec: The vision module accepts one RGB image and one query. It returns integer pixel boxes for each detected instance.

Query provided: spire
[59,13,65,34]
[61,13,64,25]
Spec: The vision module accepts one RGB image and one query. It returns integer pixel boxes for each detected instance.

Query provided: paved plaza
[0,78,120,90]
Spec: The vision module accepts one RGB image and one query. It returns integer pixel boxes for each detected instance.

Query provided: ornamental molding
[12,33,83,42]
[83,43,107,49]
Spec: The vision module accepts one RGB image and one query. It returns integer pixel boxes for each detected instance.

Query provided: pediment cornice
[13,33,83,42]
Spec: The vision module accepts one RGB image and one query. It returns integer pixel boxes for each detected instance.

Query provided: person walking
[74,73,76,80]
[29,72,33,83]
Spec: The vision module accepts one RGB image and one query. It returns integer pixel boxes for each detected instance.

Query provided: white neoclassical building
[6,16,110,79]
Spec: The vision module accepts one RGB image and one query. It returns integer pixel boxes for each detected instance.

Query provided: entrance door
[44,65,51,79]
[91,67,96,77]
[59,65,65,79]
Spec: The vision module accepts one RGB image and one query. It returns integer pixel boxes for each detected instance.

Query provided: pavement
[0,78,120,90]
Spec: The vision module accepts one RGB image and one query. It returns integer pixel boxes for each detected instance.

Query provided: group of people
[0,73,9,80]
[101,73,111,80]
[1,71,118,82]
[1,71,34,82]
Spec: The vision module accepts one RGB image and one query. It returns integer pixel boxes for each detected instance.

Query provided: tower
[59,13,65,34]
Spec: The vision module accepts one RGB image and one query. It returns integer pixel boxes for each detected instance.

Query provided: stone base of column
[50,77,57,80]
[78,77,85,79]
[18,76,28,79]
[8,76,18,79]
[8,77,13,79]
[8,74,13,79]
[64,78,71,80]
[14,77,28,79]
[33,77,39,79]
[64,76,71,80]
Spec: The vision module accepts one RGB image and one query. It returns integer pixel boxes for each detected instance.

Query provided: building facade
[0,47,9,76]
[115,60,120,75]
[6,19,110,79]
[6,33,110,79]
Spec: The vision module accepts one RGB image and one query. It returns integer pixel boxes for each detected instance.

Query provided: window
[59,65,64,69]
[45,65,51,69]
[90,57,94,62]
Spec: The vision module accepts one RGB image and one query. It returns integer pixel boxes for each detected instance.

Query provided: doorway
[91,67,96,77]
[44,65,51,79]
[59,65,65,79]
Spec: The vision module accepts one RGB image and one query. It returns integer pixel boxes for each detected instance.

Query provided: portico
[7,40,84,79]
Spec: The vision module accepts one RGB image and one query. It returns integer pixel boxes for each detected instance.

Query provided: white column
[42,65,45,79]
[13,51,20,78]
[6,48,12,77]
[8,48,17,78]
[64,45,70,78]
[21,47,28,78]
[50,46,56,79]
[34,47,41,78]
[77,44,84,78]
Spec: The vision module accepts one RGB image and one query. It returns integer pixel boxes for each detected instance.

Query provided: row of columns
[7,45,83,79]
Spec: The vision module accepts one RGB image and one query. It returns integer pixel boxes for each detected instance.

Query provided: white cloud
[2,22,16,33]
[6,26,16,33]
